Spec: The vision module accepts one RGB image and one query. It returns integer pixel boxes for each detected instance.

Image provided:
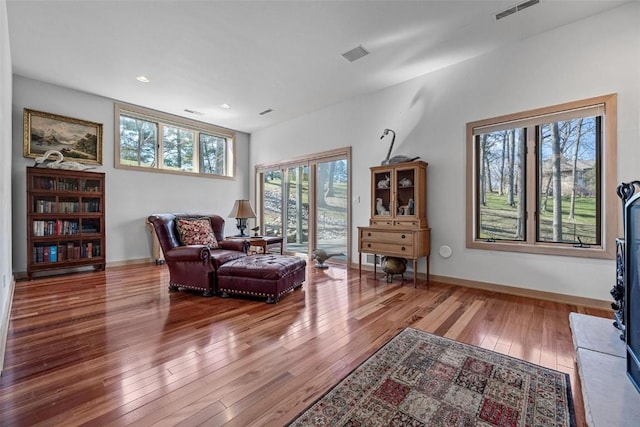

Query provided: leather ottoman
[217,255,306,303]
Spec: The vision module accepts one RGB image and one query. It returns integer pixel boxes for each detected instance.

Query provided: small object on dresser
[34,149,97,171]
[376,198,390,215]
[380,128,421,165]
[377,175,390,189]
[399,177,412,187]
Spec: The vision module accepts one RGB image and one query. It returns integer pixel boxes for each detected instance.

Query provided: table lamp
[228,199,256,237]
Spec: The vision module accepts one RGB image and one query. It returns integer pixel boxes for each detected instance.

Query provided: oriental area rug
[288,327,575,427]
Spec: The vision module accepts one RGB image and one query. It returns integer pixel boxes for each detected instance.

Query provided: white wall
[0,0,14,373]
[11,76,251,273]
[251,3,640,301]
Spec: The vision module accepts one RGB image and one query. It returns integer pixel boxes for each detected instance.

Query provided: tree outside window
[466,94,616,259]
[115,103,235,178]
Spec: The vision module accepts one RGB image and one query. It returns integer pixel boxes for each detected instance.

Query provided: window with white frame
[115,103,235,178]
[466,94,617,259]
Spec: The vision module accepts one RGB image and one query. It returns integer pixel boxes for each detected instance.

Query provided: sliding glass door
[315,159,347,262]
[262,170,283,237]
[285,165,309,254]
[256,148,350,262]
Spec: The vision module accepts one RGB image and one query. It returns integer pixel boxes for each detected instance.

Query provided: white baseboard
[352,262,609,310]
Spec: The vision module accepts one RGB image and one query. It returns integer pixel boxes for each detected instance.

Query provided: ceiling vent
[184,108,204,115]
[495,0,540,20]
[342,45,369,63]
[259,108,274,116]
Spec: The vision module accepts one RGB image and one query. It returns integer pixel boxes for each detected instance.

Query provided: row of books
[32,242,101,263]
[83,183,101,192]
[82,201,101,212]
[33,220,102,236]
[33,200,57,213]
[34,177,79,191]
[33,220,79,236]
[33,177,102,192]
[33,200,102,213]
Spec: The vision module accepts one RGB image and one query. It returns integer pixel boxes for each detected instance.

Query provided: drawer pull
[401,234,406,239]
[367,243,371,248]
[401,246,406,251]
[367,232,371,237]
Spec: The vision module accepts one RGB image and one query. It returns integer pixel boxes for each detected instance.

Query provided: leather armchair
[147,213,249,296]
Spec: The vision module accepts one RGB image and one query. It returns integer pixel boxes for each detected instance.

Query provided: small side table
[226,236,284,255]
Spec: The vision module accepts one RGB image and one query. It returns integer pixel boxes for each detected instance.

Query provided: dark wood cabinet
[26,166,105,279]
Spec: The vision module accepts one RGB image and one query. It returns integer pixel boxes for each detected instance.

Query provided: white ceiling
[6,0,629,134]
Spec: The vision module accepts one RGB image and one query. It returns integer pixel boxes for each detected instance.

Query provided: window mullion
[194,131,201,173]
[157,123,164,170]
[525,126,537,244]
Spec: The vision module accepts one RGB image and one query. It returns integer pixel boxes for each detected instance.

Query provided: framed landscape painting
[23,109,103,165]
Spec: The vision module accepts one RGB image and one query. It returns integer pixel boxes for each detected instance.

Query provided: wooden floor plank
[0,262,611,426]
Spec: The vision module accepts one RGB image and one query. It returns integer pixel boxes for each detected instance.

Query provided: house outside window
[466,94,617,259]
[115,103,235,178]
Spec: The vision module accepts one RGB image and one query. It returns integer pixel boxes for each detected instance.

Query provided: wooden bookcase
[358,160,430,286]
[26,166,105,279]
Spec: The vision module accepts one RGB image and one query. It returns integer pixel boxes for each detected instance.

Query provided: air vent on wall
[495,0,540,20]
[342,45,369,63]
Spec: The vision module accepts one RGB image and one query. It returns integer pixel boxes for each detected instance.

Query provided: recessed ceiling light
[220,103,231,109]
[136,75,150,83]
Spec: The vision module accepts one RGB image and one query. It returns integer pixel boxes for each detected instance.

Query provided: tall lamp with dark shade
[228,199,256,237]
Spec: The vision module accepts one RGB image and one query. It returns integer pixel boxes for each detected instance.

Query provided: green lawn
[479,192,597,243]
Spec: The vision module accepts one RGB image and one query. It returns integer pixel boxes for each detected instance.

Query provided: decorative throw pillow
[176,217,219,248]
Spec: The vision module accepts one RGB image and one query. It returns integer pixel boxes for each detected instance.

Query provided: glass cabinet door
[373,170,392,217]
[395,167,416,217]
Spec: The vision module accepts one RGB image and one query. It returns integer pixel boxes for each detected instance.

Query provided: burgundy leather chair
[147,213,248,296]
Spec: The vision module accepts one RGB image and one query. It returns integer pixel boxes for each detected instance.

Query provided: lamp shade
[228,199,256,219]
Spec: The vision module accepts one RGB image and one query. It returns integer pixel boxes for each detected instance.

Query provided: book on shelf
[67,242,75,260]
[49,245,57,262]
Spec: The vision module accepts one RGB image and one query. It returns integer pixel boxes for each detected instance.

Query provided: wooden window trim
[465,94,617,259]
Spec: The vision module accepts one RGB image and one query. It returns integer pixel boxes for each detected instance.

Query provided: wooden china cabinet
[358,160,430,287]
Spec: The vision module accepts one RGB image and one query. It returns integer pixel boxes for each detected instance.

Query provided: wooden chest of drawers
[358,226,430,287]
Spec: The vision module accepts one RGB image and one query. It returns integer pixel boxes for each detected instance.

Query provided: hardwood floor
[1,262,610,426]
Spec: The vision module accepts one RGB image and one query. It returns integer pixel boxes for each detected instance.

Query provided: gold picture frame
[23,108,103,165]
